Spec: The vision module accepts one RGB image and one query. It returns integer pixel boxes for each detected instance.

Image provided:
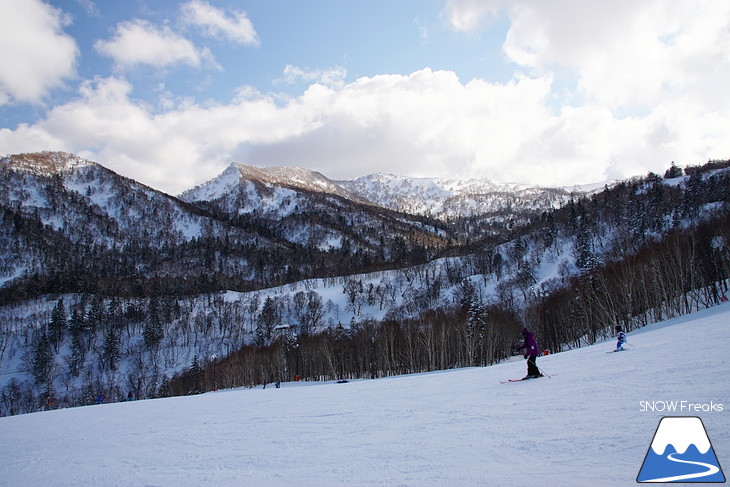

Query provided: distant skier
[615,326,626,351]
[520,327,543,379]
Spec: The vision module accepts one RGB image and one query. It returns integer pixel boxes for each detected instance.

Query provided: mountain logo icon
[637,416,726,483]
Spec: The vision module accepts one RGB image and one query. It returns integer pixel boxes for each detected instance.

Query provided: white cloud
[180,0,259,46]
[2,0,728,200]
[443,0,730,111]
[442,0,498,32]
[278,65,348,89]
[0,76,321,193]
[94,19,216,70]
[436,0,730,179]
[0,0,78,104]
[75,0,100,17]
[6,67,728,196]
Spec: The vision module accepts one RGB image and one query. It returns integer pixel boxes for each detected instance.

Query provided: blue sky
[1,0,729,194]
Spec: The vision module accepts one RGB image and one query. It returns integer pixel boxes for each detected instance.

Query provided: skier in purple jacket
[520,327,543,379]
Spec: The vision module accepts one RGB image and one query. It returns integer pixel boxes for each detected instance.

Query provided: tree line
[2,159,729,413]
[168,161,730,395]
[168,302,522,395]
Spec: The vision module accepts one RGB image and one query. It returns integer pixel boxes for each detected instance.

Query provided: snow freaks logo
[637,417,726,483]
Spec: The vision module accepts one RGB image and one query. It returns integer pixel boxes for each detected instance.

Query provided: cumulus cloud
[0,76,322,192]
[180,0,259,46]
[5,67,728,196]
[0,0,78,104]
[442,0,498,32]
[2,0,729,194]
[94,19,216,70]
[443,0,730,111]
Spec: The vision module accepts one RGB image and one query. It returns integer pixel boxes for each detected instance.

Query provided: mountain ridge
[3,151,597,219]
[1,150,729,418]
[181,160,596,219]
[1,151,95,176]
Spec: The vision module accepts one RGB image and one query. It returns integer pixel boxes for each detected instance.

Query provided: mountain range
[0,151,592,300]
[180,160,591,219]
[2,150,729,415]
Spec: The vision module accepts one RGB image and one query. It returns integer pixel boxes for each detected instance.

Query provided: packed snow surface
[1,304,729,486]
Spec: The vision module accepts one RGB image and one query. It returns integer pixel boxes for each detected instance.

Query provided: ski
[500,374,555,384]
[606,348,628,353]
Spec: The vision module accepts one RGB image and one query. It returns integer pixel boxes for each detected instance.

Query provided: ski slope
[1,304,729,486]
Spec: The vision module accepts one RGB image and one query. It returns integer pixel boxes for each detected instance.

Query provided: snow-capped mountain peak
[337,172,577,217]
[180,162,367,204]
[181,162,584,219]
[1,151,94,176]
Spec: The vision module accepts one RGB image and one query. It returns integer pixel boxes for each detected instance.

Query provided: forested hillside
[0,152,448,304]
[1,152,728,415]
[170,160,730,394]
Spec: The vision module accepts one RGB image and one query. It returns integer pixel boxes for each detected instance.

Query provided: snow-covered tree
[49,299,67,354]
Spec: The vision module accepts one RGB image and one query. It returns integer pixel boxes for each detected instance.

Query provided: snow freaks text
[640,401,724,413]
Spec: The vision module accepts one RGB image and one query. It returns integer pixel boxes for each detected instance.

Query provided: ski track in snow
[1,303,729,486]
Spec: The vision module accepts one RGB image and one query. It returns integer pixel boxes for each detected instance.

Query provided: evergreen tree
[575,205,597,271]
[102,328,121,371]
[83,297,104,351]
[258,297,277,343]
[86,296,105,334]
[68,306,86,335]
[66,307,86,376]
[682,171,704,218]
[492,252,503,281]
[107,298,123,333]
[541,212,557,249]
[49,299,67,354]
[189,355,203,394]
[465,299,486,366]
[68,331,85,377]
[664,162,683,179]
[32,333,53,386]
[143,298,164,350]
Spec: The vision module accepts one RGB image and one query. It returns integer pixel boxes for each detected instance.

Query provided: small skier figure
[520,327,543,379]
[615,326,626,351]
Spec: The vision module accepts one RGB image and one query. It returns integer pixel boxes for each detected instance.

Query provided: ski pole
[537,364,552,378]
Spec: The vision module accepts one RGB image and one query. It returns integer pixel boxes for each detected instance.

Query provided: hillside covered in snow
[1,152,729,416]
[0,302,728,486]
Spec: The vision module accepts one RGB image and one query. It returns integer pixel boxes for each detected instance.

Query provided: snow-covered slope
[1,151,205,240]
[178,161,449,253]
[1,302,727,487]
[181,162,587,219]
[338,172,580,217]
[180,162,367,207]
[0,151,278,290]
[0,150,94,176]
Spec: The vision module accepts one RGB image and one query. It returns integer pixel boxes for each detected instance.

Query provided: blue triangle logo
[637,416,726,483]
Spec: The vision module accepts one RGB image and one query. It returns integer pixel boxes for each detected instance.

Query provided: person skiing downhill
[520,327,543,379]
[615,326,626,351]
